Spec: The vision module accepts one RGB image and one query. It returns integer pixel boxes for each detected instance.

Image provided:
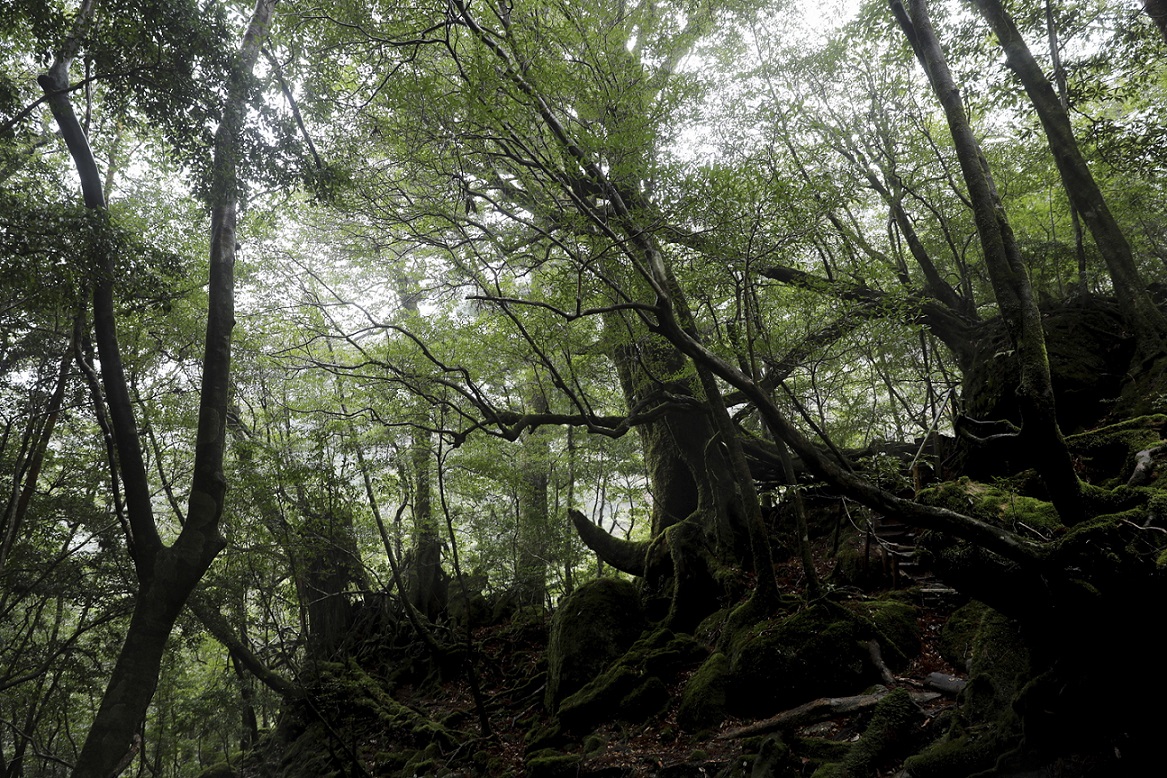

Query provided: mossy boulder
[194,766,236,778]
[903,602,1029,777]
[677,651,730,732]
[916,481,1061,619]
[841,688,926,775]
[725,604,879,717]
[557,628,704,730]
[525,749,582,778]
[1067,414,1167,486]
[960,297,1133,461]
[847,598,920,671]
[745,735,797,778]
[920,478,1061,534]
[544,577,646,713]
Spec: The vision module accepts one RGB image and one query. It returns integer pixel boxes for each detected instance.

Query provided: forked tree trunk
[38,2,279,775]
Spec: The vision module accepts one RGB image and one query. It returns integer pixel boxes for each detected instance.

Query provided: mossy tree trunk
[891,0,1085,525]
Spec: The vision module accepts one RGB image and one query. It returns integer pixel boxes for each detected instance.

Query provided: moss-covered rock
[903,602,1029,777]
[901,732,1003,778]
[746,735,797,778]
[830,539,900,591]
[920,478,1062,534]
[847,598,920,671]
[557,628,704,730]
[725,604,879,717]
[525,750,582,778]
[960,297,1134,454]
[621,676,671,720]
[544,577,646,713]
[194,765,236,778]
[1067,414,1167,486]
[677,651,730,732]
[843,688,926,774]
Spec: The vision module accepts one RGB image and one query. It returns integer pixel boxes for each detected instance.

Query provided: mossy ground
[242,428,1167,778]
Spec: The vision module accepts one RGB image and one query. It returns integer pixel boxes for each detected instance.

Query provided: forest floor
[362,544,969,777]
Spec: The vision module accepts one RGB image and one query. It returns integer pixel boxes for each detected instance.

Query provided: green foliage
[3,0,1167,772]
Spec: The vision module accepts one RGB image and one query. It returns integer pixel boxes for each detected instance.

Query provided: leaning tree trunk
[39,2,279,776]
[971,0,1167,361]
[891,0,1085,525]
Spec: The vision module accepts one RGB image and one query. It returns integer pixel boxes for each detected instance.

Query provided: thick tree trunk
[892,0,1085,525]
[73,542,222,777]
[609,325,749,555]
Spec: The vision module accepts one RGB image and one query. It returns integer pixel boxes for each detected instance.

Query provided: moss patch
[920,478,1061,535]
[725,603,878,717]
[544,577,646,713]
[1067,414,1167,486]
[557,628,704,730]
[842,688,925,773]
[525,750,582,778]
[677,651,730,733]
[847,598,920,670]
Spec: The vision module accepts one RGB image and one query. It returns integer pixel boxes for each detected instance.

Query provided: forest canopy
[4,0,1167,776]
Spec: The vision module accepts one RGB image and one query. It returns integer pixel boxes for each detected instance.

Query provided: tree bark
[569,508,648,576]
[396,281,447,621]
[1144,0,1167,45]
[891,0,1084,525]
[44,2,279,775]
[971,0,1167,359]
[516,381,550,606]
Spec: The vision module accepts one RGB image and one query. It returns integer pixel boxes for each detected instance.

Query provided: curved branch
[569,509,648,576]
[188,595,303,700]
[757,263,977,367]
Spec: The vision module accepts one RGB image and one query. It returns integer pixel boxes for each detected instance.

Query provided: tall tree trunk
[396,283,446,621]
[516,381,550,606]
[971,0,1167,360]
[40,2,279,775]
[891,0,1085,525]
[1044,0,1089,297]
